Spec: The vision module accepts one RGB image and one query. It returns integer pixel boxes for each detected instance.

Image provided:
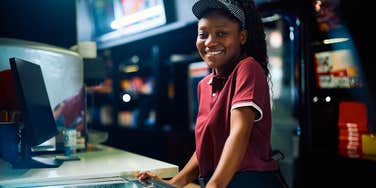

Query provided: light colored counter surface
[0,144,179,187]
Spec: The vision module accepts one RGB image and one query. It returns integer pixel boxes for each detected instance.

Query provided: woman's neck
[214,54,247,76]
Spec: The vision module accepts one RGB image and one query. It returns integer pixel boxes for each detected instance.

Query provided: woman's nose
[205,34,217,47]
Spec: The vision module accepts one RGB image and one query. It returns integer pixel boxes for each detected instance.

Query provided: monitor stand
[10,128,63,169]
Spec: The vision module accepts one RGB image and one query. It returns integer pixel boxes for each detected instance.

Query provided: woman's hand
[136,171,161,181]
[136,171,175,186]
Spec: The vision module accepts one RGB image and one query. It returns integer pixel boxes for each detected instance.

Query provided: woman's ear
[240,29,247,45]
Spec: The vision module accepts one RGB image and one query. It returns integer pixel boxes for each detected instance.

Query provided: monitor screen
[9,57,62,168]
[77,0,169,48]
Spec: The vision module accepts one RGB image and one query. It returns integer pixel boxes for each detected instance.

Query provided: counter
[0,144,179,187]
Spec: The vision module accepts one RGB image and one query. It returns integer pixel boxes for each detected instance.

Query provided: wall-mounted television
[76,0,174,49]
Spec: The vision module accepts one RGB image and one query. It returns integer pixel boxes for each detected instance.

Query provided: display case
[115,47,158,129]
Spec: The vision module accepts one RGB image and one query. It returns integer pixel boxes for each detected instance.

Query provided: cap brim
[192,0,228,19]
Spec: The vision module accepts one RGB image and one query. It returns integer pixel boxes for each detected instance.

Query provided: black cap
[192,0,245,28]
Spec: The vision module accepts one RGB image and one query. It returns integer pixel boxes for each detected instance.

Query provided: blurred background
[0,0,374,187]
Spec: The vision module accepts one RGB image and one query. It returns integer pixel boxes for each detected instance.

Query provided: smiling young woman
[195,9,247,74]
[137,1,288,187]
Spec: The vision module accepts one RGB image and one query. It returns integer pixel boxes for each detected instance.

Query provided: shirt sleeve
[231,59,268,122]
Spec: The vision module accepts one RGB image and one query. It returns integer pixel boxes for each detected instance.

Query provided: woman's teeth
[207,51,222,55]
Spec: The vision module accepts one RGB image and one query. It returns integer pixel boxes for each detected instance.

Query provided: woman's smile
[205,49,225,56]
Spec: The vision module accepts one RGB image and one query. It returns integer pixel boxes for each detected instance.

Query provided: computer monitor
[9,57,63,169]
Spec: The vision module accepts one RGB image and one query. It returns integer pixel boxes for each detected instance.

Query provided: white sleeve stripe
[231,101,263,122]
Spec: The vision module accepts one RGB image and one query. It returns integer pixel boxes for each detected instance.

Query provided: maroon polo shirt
[195,57,278,177]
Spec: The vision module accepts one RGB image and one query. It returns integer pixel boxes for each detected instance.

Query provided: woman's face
[196,11,247,74]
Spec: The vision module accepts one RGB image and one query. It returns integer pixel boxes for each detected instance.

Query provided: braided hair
[237,0,269,76]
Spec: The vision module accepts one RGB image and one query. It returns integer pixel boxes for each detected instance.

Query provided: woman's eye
[198,33,208,39]
[217,32,227,37]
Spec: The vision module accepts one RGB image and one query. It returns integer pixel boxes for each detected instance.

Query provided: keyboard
[10,176,177,188]
[73,178,176,188]
[131,178,177,188]
[11,177,127,188]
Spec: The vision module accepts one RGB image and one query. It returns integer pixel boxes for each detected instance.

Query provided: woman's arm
[137,152,199,188]
[206,106,256,188]
[168,152,200,187]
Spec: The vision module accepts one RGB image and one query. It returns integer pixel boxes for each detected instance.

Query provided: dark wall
[341,0,375,126]
[0,0,77,49]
